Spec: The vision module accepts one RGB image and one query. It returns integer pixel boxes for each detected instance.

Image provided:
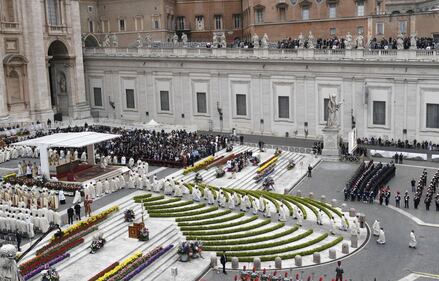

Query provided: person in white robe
[60,150,65,160]
[316,210,323,225]
[152,177,160,192]
[296,210,303,226]
[259,196,265,212]
[330,217,337,235]
[119,175,126,188]
[174,184,182,197]
[193,187,202,202]
[339,215,349,231]
[144,162,149,174]
[181,182,189,195]
[113,155,118,165]
[145,177,152,191]
[121,156,126,165]
[372,219,380,236]
[89,184,96,199]
[114,177,121,190]
[228,194,236,209]
[135,175,142,189]
[72,190,82,204]
[103,179,110,193]
[74,150,79,161]
[96,181,103,197]
[66,150,71,162]
[278,204,287,222]
[206,189,215,205]
[17,162,24,176]
[164,180,172,195]
[251,199,259,215]
[409,230,417,248]
[80,152,87,162]
[110,178,117,192]
[128,158,135,168]
[377,228,386,244]
[39,215,50,233]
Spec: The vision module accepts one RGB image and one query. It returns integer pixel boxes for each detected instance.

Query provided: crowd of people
[357,137,439,151]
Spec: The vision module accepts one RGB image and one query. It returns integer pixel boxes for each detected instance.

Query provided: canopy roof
[13,132,120,148]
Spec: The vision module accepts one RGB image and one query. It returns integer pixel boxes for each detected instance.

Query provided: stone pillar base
[322,127,340,160]
[72,102,91,119]
[30,108,54,122]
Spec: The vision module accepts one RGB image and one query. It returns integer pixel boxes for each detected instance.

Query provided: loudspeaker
[145,112,149,116]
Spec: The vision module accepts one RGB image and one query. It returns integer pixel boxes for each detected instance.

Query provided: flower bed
[23,253,70,280]
[19,238,84,276]
[121,245,174,281]
[97,251,143,281]
[51,206,119,242]
[89,262,119,281]
[257,156,278,173]
[183,156,215,175]
[37,226,98,256]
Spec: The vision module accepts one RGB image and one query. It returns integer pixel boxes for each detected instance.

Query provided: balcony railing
[83,47,439,62]
[47,25,68,34]
[1,21,20,33]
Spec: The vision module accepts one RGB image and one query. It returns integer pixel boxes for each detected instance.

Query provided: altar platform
[56,164,130,185]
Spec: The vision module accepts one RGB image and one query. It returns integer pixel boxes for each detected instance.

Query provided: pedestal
[322,127,340,160]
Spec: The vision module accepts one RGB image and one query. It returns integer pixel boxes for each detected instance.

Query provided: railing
[1,21,20,32]
[47,25,68,33]
[83,47,439,62]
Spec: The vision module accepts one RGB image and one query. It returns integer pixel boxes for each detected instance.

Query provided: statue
[356,32,364,49]
[298,32,304,49]
[172,33,179,45]
[212,33,219,48]
[144,33,152,46]
[252,33,260,49]
[326,94,342,128]
[58,73,66,93]
[307,31,315,49]
[111,33,118,48]
[410,32,417,49]
[0,244,23,281]
[102,34,111,48]
[181,32,188,45]
[345,32,353,50]
[81,33,86,48]
[396,32,404,50]
[261,33,269,49]
[136,33,143,48]
[219,32,226,48]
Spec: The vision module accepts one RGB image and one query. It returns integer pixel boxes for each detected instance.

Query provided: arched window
[47,0,61,25]
[6,70,22,104]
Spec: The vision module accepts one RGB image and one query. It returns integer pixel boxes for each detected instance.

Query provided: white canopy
[12,132,120,148]
[146,119,160,126]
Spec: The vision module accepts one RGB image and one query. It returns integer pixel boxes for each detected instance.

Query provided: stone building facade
[0,0,89,121]
[79,0,439,46]
[83,47,439,142]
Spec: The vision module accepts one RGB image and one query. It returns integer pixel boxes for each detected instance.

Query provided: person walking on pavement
[16,231,22,252]
[335,260,344,281]
[307,165,312,177]
[74,203,81,221]
[67,206,74,224]
[220,251,227,274]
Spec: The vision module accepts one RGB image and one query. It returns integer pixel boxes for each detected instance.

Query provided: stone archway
[48,40,70,118]
[84,34,100,48]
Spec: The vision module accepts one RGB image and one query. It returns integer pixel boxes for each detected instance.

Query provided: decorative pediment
[276,1,289,9]
[326,0,339,4]
[3,54,28,66]
[299,0,312,7]
[254,4,266,10]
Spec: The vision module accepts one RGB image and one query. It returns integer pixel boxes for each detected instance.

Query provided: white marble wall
[83,51,439,142]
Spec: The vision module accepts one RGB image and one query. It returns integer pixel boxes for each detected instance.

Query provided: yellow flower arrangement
[52,206,119,240]
[257,156,278,173]
[183,156,215,175]
[3,173,16,182]
[97,251,142,281]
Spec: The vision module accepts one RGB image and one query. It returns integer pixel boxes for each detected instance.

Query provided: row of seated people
[344,160,396,202]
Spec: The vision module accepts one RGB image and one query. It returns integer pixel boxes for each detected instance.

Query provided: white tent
[146,119,160,127]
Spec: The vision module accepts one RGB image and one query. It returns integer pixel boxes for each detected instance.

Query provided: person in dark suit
[67,206,74,224]
[74,203,81,221]
[16,231,22,251]
[220,251,227,274]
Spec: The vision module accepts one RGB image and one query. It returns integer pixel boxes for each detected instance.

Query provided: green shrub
[145,200,193,210]
[142,195,165,203]
[133,193,152,202]
[175,209,230,222]
[149,206,218,218]
[177,213,244,227]
[144,198,180,207]
[179,215,258,231]
[183,219,271,236]
[148,203,205,214]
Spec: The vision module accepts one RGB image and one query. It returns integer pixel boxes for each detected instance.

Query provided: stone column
[0,63,9,120]
[39,145,50,179]
[87,144,95,165]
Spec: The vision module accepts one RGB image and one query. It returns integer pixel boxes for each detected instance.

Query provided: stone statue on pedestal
[212,33,219,48]
[326,94,342,128]
[172,33,179,45]
[307,31,315,49]
[111,33,118,47]
[410,32,417,49]
[144,33,152,46]
[396,32,404,50]
[298,32,305,49]
[0,244,23,281]
[181,33,188,45]
[261,33,269,49]
[102,34,111,47]
[356,33,364,49]
[345,32,353,50]
[219,33,226,48]
[252,33,260,48]
[136,33,143,48]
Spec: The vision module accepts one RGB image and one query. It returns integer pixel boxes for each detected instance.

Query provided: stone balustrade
[83,47,439,62]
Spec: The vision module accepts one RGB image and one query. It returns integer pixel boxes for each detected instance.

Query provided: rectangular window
[135,17,143,31]
[195,15,204,31]
[426,104,439,128]
[236,94,247,116]
[357,26,364,35]
[255,10,264,23]
[323,98,330,122]
[215,15,223,30]
[154,20,159,29]
[330,28,336,36]
[88,6,93,13]
[233,14,241,29]
[196,92,207,114]
[48,0,61,25]
[329,3,337,18]
[302,7,309,20]
[125,89,135,109]
[278,96,290,119]
[177,16,185,30]
[279,7,286,21]
[373,101,386,125]
[376,22,384,35]
[93,87,102,107]
[357,1,365,16]
[101,20,109,33]
[88,21,94,33]
[160,90,170,111]
[399,21,407,34]
[119,19,126,31]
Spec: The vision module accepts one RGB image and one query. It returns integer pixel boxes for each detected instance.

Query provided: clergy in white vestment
[164,180,172,195]
[39,215,50,233]
[103,179,110,193]
[372,219,380,236]
[251,199,259,215]
[121,156,126,165]
[127,175,135,189]
[110,178,117,192]
[119,175,126,188]
[113,155,118,165]
[228,193,236,209]
[135,175,142,189]
[80,152,87,162]
[278,204,288,222]
[409,230,417,248]
[74,150,79,161]
[339,215,349,231]
[296,210,303,226]
[181,182,189,195]
[264,201,272,218]
[174,184,182,197]
[193,187,202,202]
[259,196,265,212]
[96,181,103,197]
[89,184,96,199]
[145,177,152,191]
[72,190,82,204]
[128,158,135,168]
[206,189,214,205]
[377,228,386,244]
[316,210,323,225]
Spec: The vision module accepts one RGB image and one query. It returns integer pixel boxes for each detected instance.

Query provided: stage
[55,164,130,186]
